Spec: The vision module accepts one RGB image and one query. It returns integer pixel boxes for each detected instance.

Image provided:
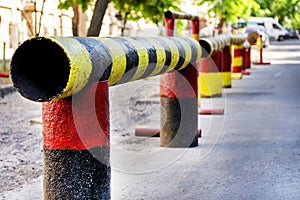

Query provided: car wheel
[278,36,284,41]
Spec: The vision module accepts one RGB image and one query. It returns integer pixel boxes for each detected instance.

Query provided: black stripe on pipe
[199,39,211,58]
[152,38,172,74]
[44,147,110,199]
[110,37,139,84]
[171,39,186,70]
[74,37,112,82]
[183,38,198,64]
[133,37,157,79]
[164,11,199,21]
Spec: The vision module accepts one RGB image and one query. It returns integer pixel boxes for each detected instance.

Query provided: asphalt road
[0,39,299,199]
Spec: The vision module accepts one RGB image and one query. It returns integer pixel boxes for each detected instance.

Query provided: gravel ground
[0,76,163,196]
[0,92,43,193]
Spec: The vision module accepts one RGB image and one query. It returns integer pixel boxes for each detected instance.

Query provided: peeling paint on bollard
[43,81,110,199]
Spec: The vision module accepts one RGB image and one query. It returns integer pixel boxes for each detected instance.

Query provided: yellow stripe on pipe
[95,38,127,86]
[125,38,149,82]
[162,38,180,72]
[147,38,167,77]
[173,38,192,71]
[50,37,92,99]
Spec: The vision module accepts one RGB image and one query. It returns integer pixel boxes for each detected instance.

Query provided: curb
[0,84,16,98]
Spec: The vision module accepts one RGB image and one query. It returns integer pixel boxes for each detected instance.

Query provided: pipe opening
[11,37,70,101]
[199,40,211,58]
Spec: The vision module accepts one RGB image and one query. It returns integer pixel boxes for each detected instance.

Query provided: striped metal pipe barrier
[11,36,201,102]
[164,11,199,40]
[10,36,201,199]
[198,35,230,98]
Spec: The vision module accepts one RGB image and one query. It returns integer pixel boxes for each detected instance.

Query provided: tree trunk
[87,0,110,36]
[216,17,226,35]
[121,12,129,36]
[72,4,79,36]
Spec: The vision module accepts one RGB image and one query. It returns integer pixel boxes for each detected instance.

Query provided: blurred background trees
[57,0,300,36]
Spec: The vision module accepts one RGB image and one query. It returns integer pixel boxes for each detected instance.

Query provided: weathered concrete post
[230,36,246,80]
[160,11,200,147]
[43,81,110,199]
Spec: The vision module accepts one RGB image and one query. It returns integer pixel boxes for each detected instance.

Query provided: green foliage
[197,0,259,24]
[111,0,180,25]
[58,0,91,12]
[254,0,300,28]
[197,0,300,29]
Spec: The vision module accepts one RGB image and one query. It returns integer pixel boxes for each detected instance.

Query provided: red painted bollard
[43,81,110,199]
[242,41,251,75]
[197,36,226,115]
[231,43,244,79]
[136,11,201,145]
[221,44,232,88]
[160,11,199,147]
[252,35,270,65]
[230,35,246,80]
[0,72,9,78]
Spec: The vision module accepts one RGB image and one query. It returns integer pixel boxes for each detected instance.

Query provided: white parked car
[247,17,287,41]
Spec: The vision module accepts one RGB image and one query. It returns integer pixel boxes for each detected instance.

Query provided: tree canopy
[197,0,300,29]
[111,0,180,35]
[254,0,300,28]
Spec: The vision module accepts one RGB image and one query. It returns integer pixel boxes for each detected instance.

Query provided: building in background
[0,0,210,67]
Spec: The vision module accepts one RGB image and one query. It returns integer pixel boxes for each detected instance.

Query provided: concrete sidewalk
[0,77,14,98]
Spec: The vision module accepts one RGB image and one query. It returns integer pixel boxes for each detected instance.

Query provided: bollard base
[223,85,232,88]
[135,128,202,138]
[44,147,111,200]
[200,93,222,98]
[198,107,224,115]
[231,73,243,80]
[0,72,9,78]
[242,70,251,75]
[252,61,271,65]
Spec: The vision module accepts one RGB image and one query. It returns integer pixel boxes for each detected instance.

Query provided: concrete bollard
[0,72,9,78]
[135,11,202,141]
[230,35,246,80]
[198,36,225,98]
[10,36,201,198]
[220,36,232,88]
[252,35,270,65]
[242,41,252,75]
[43,81,110,199]
[160,10,200,147]
[197,35,228,115]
